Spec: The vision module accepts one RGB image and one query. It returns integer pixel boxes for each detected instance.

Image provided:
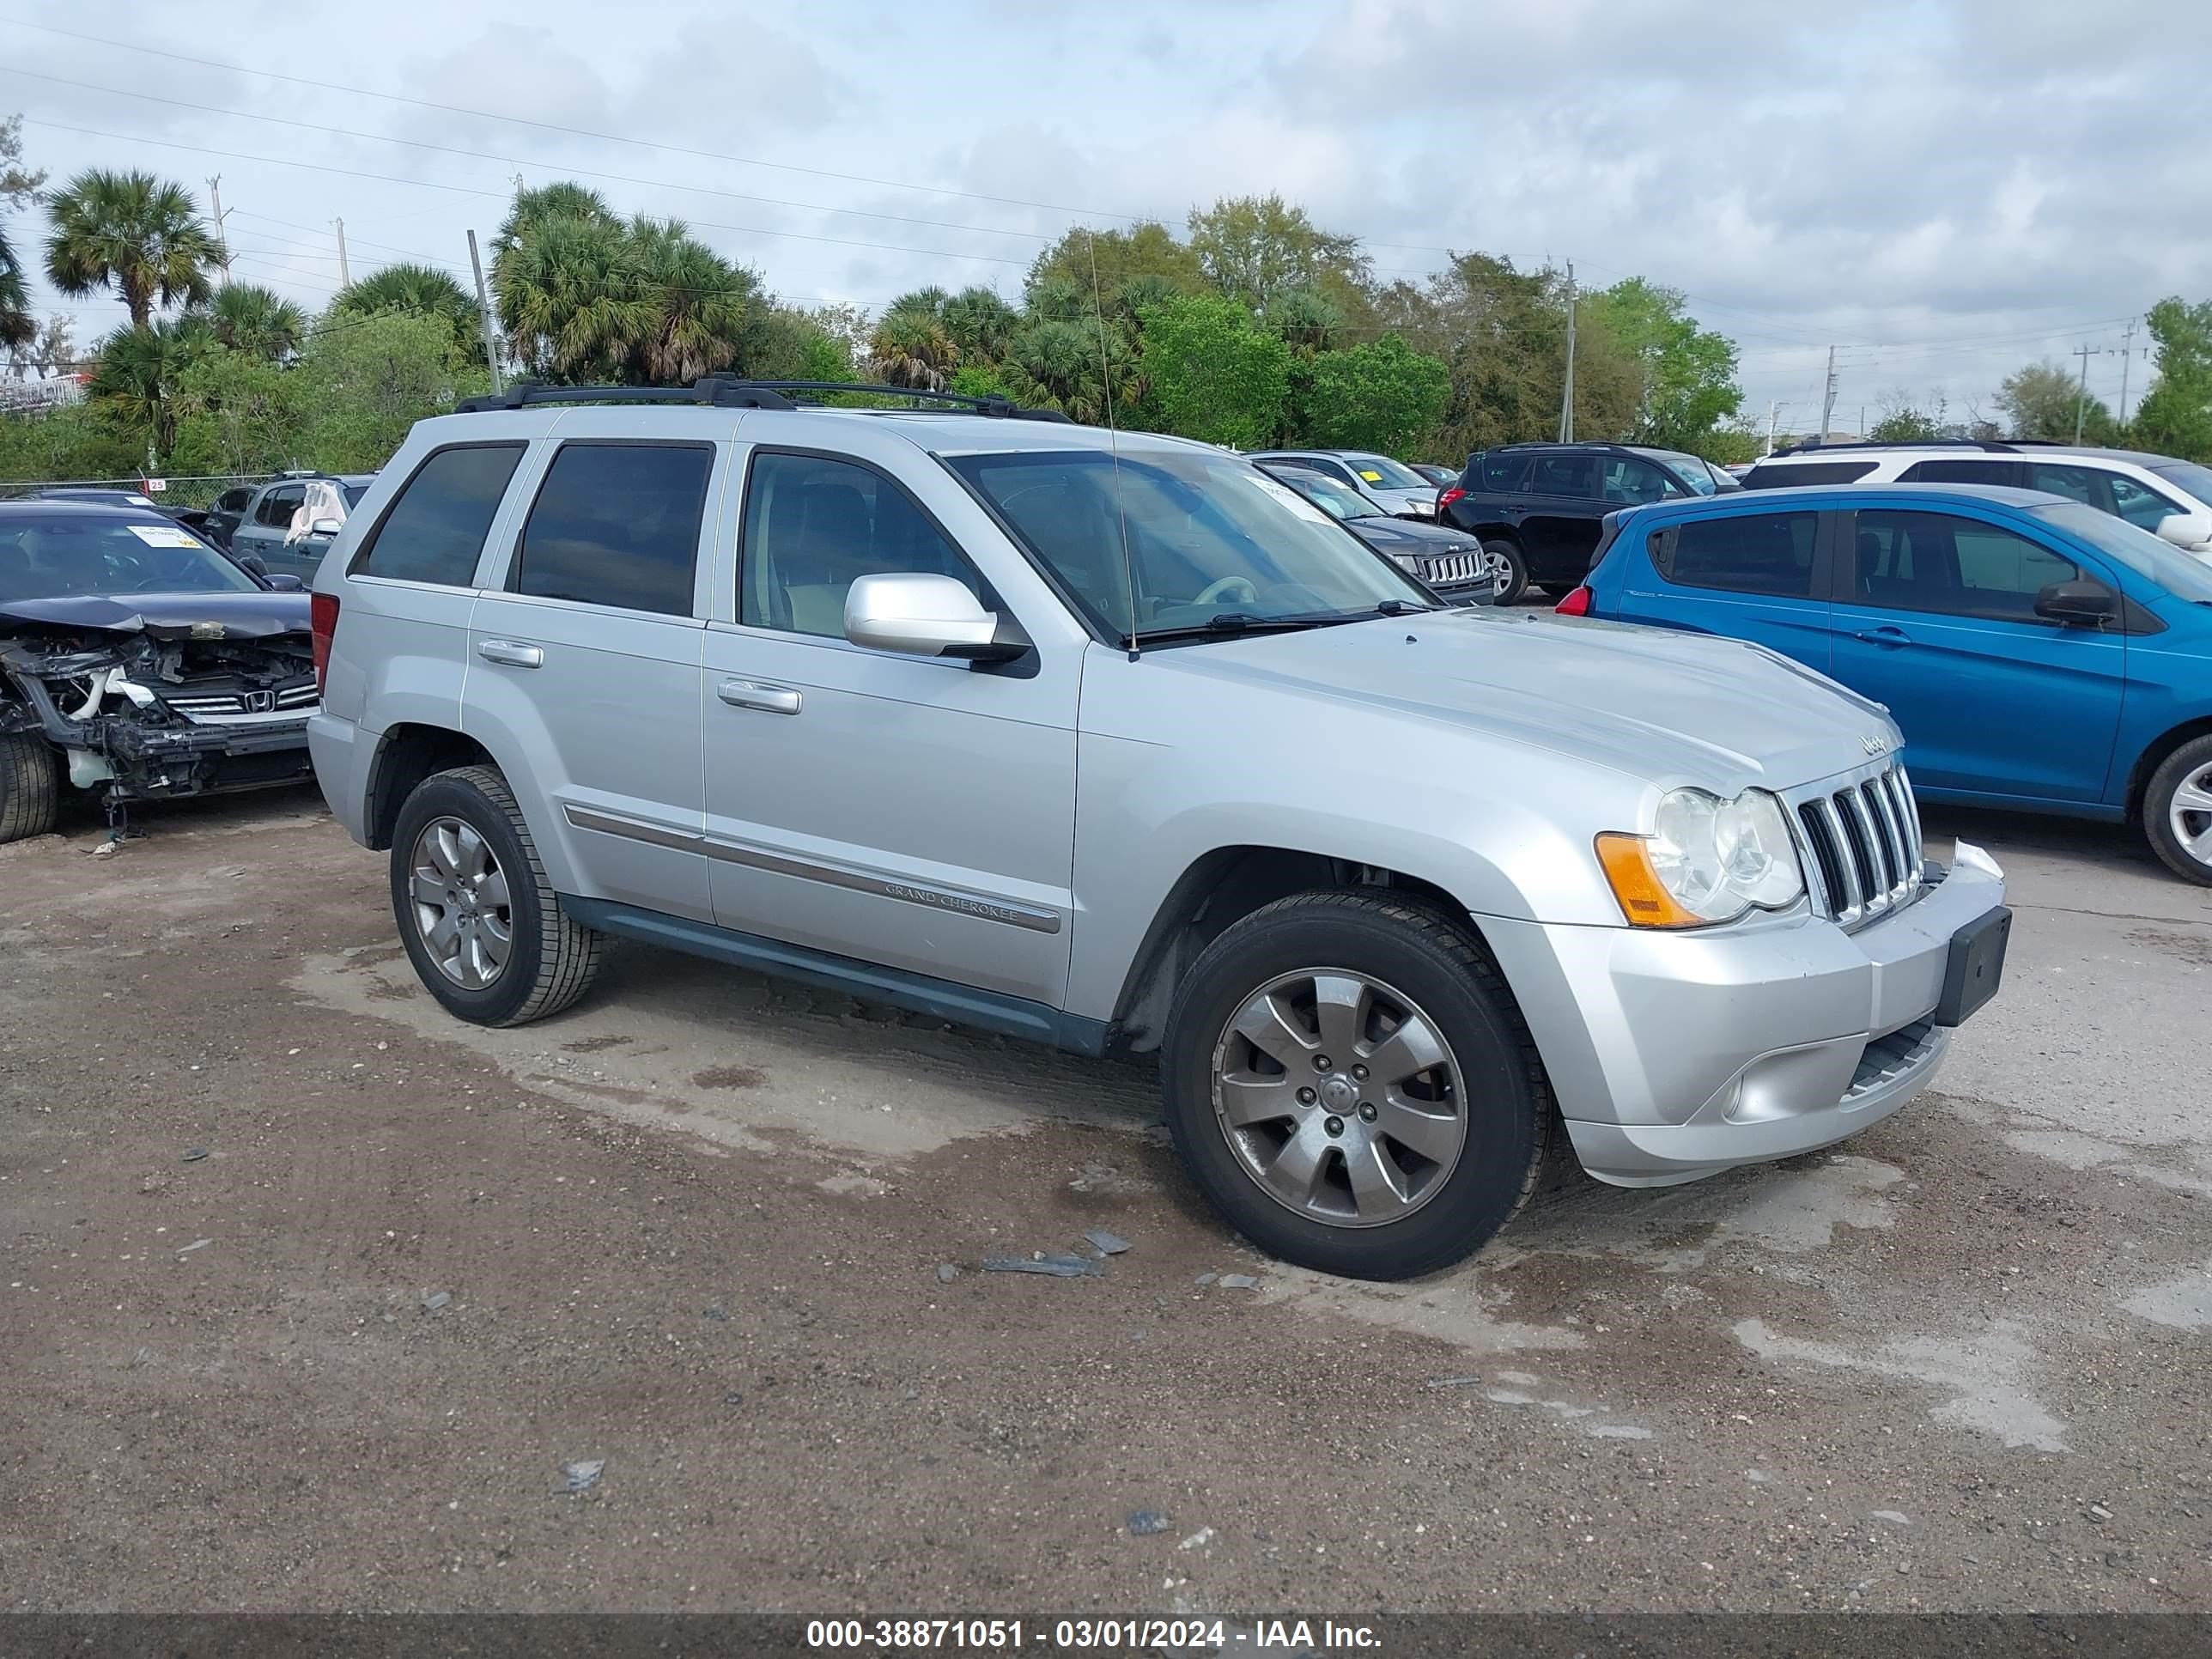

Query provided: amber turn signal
[1595,833,1704,929]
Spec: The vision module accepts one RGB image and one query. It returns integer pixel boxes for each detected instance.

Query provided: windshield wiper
[1133,611,1349,646]
[1373,599,1437,616]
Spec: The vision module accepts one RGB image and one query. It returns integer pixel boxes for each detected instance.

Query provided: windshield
[1645,451,1721,495]
[2148,459,2212,512]
[1267,467,1382,520]
[341,483,371,508]
[945,447,1431,642]
[1345,453,1429,491]
[2036,501,2212,603]
[0,514,260,603]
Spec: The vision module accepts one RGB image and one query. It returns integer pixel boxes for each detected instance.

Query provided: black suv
[1437,443,1737,602]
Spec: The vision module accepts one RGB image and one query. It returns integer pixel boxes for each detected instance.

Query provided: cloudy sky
[5,0,2205,436]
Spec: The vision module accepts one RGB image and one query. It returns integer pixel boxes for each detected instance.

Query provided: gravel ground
[1,786,2207,1615]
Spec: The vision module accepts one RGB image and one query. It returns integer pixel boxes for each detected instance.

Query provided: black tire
[1480,538,1530,605]
[1160,890,1553,1280]
[2144,733,2212,886]
[388,764,605,1025]
[0,730,59,844]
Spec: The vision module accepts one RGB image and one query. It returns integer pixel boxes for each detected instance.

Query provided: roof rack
[1766,437,2023,459]
[454,376,1072,422]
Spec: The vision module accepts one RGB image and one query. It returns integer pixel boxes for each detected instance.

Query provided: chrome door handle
[477,639,544,668]
[718,678,802,715]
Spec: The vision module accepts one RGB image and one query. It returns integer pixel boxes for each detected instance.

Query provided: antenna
[1083,228,1139,661]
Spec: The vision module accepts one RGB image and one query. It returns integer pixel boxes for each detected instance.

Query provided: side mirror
[263,573,305,592]
[2156,515,2212,551]
[844,573,1024,663]
[2034,578,2118,626]
[238,553,270,578]
[310,518,343,538]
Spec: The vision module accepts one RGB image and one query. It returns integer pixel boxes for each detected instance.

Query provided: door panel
[1615,508,1832,670]
[1830,507,2125,800]
[702,446,1078,1006]
[1518,453,1602,585]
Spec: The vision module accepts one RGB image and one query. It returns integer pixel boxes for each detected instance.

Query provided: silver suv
[307,380,2013,1280]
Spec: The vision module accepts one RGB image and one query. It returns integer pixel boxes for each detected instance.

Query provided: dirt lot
[2,786,2208,1616]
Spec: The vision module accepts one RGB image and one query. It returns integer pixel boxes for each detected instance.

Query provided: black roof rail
[454,376,1073,422]
[1766,437,2022,459]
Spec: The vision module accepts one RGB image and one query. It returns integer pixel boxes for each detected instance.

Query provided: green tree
[1867,391,1948,443]
[1583,277,1742,449]
[330,262,483,361]
[1996,359,2118,444]
[1295,334,1449,455]
[167,347,306,477]
[493,181,619,260]
[493,213,653,382]
[190,282,307,360]
[44,169,217,329]
[0,398,139,483]
[941,285,1018,363]
[627,217,759,381]
[1186,194,1369,319]
[1000,317,1123,424]
[1265,285,1342,355]
[88,318,213,459]
[1137,294,1289,448]
[868,291,960,390]
[0,114,42,352]
[2133,297,2212,462]
[293,310,489,471]
[1026,222,1204,307]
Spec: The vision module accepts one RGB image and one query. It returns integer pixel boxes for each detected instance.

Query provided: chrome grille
[1790,761,1923,927]
[165,682,319,717]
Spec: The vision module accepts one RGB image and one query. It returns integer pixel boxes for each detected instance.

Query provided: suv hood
[0,590,308,640]
[1152,610,1896,794]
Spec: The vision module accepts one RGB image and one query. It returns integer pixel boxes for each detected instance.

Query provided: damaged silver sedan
[0,501,318,842]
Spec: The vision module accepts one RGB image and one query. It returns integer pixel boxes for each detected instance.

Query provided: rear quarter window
[1650,510,1820,598]
[353,444,526,586]
[1477,452,1531,492]
[1741,460,1878,488]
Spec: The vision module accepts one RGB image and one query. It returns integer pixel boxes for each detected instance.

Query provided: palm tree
[191,282,307,360]
[493,214,653,382]
[330,262,482,359]
[1264,285,1341,354]
[627,217,757,382]
[868,295,959,391]
[44,170,216,329]
[88,319,210,457]
[942,286,1018,364]
[494,181,617,261]
[1002,318,1124,424]
[0,222,33,351]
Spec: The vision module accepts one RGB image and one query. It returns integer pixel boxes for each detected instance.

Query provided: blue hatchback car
[1559,483,2212,884]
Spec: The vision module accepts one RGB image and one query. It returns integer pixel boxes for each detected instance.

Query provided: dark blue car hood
[0,589,310,640]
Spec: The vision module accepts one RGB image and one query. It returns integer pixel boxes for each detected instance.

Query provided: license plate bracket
[1936,904,2011,1027]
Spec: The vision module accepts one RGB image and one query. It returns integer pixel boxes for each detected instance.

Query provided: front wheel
[1480,539,1529,605]
[1160,891,1552,1280]
[2145,735,2212,885]
[0,730,58,844]
[389,764,605,1024]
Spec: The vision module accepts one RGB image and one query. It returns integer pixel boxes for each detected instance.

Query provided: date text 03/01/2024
[804,1618,1382,1650]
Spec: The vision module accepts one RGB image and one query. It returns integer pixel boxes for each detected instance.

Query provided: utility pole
[204,176,231,283]
[333,218,351,288]
[2114,319,2138,426]
[1557,261,1576,444]
[1817,345,1838,445]
[1858,404,1866,438]
[1765,400,1778,456]
[467,229,504,395]
[2072,343,2094,443]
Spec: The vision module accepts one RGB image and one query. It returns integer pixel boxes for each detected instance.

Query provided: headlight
[1595,787,1804,927]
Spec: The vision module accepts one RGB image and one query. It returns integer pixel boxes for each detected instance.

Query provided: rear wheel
[389,764,605,1024]
[2145,734,2212,885]
[1160,891,1551,1280]
[1480,538,1529,605]
[0,730,58,844]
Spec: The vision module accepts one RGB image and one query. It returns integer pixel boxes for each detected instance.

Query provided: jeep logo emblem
[1862,732,1890,757]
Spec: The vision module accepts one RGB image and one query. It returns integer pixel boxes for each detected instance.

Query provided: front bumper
[1480,847,2008,1187]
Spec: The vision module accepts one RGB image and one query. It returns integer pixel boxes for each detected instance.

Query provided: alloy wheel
[2169,763,2212,871]
[1209,969,1469,1229]
[408,816,514,988]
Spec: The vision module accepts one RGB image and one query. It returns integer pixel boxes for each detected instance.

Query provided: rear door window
[1477,452,1531,492]
[257,484,303,527]
[512,442,712,616]
[1654,511,1820,598]
[354,443,526,586]
[1847,508,2078,623]
[1528,453,1598,498]
[2026,462,2117,514]
[1899,459,2021,486]
[1741,460,1879,488]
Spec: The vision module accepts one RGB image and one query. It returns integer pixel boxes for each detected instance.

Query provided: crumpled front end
[0,622,318,808]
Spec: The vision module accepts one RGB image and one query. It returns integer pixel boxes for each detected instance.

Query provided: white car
[1742,442,2212,558]
[1247,450,1439,517]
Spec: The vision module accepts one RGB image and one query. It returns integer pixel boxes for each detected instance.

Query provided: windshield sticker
[1358,469,1384,483]
[126,523,207,550]
[1246,473,1333,524]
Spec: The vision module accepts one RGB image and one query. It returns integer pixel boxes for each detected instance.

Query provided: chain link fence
[0,473,285,510]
